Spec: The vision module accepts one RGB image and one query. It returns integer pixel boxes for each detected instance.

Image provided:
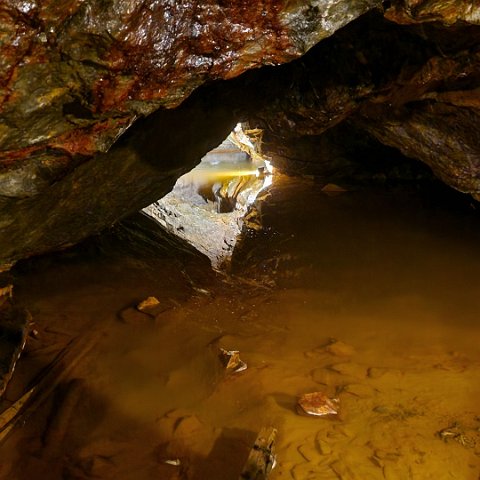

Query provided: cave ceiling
[0,0,479,269]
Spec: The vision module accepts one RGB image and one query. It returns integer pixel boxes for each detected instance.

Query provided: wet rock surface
[0,84,238,270]
[0,2,480,267]
[0,0,382,269]
[143,134,269,270]
[386,0,480,25]
[0,0,378,197]
[247,12,480,196]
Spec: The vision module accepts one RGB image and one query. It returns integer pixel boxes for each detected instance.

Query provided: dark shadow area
[193,427,256,480]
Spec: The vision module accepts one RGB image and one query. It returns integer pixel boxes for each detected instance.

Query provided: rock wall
[247,11,480,197]
[0,0,479,268]
[385,0,480,25]
[0,0,384,269]
[0,0,378,197]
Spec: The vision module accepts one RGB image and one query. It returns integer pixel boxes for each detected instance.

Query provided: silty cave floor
[1,175,480,479]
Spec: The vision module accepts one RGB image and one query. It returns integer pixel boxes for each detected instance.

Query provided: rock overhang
[0,0,479,269]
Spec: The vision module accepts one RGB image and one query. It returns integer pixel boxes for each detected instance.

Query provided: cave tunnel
[1,2,480,479]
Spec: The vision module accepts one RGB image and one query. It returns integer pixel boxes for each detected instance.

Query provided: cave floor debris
[1,176,480,479]
[0,294,30,398]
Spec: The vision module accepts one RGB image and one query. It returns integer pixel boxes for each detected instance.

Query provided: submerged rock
[219,348,247,373]
[297,392,339,417]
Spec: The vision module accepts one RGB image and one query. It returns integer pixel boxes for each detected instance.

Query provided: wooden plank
[239,427,277,480]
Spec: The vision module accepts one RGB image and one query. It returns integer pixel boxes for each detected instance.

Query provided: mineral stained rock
[0,84,237,270]
[0,0,383,269]
[386,0,480,25]
[0,0,480,269]
[0,0,379,198]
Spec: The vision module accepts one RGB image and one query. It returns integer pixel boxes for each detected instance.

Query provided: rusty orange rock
[297,392,339,417]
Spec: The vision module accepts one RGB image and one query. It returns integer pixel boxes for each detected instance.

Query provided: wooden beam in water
[239,427,277,480]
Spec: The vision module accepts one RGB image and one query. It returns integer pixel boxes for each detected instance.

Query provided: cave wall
[0,0,479,269]
[0,0,379,197]
[247,11,480,197]
[0,83,240,270]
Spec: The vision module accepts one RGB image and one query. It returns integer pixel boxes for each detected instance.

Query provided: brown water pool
[1,175,480,479]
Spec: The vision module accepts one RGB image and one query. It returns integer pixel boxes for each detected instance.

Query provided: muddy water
[1,176,480,479]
